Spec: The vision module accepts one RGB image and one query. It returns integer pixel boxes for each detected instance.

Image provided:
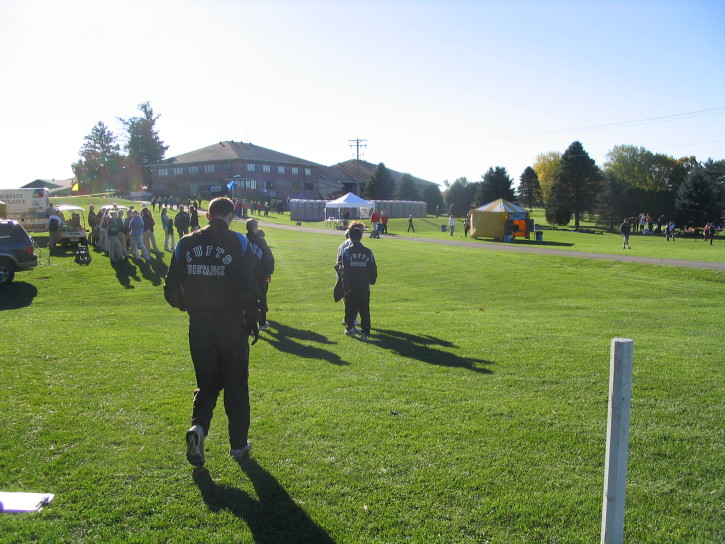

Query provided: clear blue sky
[1,0,723,190]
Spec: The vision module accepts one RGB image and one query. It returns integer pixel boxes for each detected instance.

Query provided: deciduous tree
[533,151,561,204]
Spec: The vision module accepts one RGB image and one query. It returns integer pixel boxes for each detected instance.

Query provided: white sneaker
[259,322,270,331]
[345,328,358,337]
[186,425,205,467]
[229,441,252,458]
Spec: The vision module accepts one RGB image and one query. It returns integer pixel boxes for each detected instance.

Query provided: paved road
[249,219,725,271]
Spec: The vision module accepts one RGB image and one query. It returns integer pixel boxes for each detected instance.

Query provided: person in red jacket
[380,210,389,234]
[370,209,380,238]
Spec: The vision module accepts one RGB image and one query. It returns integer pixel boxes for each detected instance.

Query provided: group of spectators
[88,204,160,262]
[620,215,721,247]
[150,195,203,213]
[232,199,285,219]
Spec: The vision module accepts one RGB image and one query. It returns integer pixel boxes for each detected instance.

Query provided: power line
[501,107,725,139]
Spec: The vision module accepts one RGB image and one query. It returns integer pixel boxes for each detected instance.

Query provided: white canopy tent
[324,192,375,219]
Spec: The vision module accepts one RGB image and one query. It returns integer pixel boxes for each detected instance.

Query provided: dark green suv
[0,220,38,285]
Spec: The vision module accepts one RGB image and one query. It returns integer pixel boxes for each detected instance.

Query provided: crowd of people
[231,198,286,219]
[620,213,721,248]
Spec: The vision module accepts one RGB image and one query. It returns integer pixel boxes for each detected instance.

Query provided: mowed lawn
[0,201,723,543]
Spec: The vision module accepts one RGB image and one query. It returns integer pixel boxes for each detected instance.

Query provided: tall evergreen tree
[71,122,124,193]
[517,166,542,209]
[395,173,420,200]
[422,183,444,214]
[549,141,602,230]
[445,177,473,216]
[119,102,168,191]
[477,167,515,205]
[364,163,395,200]
[675,169,721,226]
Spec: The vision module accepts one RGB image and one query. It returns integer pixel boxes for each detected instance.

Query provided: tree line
[439,141,725,229]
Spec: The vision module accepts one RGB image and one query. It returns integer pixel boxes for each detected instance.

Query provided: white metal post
[601,338,634,544]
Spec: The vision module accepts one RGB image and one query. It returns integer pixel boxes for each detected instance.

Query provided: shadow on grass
[0,281,38,310]
[260,321,348,366]
[193,457,336,544]
[371,329,493,374]
[108,253,167,288]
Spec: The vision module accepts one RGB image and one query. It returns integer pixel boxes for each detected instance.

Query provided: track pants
[188,311,250,449]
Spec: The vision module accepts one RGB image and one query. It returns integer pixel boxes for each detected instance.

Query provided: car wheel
[0,260,15,286]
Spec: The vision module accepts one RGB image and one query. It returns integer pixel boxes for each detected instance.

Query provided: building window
[188,166,199,174]
[173,167,183,175]
[305,168,311,176]
[265,181,274,190]
[277,166,284,174]
[221,162,231,171]
[243,178,256,189]
[157,168,168,176]
[304,182,313,191]
[263,165,271,173]
[204,164,215,173]
[247,163,255,172]
[292,167,299,175]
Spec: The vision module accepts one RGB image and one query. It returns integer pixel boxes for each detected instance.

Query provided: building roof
[161,141,321,167]
[335,159,437,188]
[22,179,63,189]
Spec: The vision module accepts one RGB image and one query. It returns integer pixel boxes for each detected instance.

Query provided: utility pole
[348,139,367,180]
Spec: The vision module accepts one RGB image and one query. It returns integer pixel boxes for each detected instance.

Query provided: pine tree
[548,141,602,230]
[395,173,420,200]
[675,169,720,226]
[364,163,395,200]
[71,122,124,194]
[422,184,444,214]
[119,102,168,192]
[477,167,515,205]
[517,167,542,209]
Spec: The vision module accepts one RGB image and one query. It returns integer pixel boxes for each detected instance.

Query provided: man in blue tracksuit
[164,197,260,467]
[341,227,378,341]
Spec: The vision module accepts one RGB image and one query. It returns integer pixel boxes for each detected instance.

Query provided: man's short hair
[349,227,362,242]
[246,219,259,232]
[208,197,234,218]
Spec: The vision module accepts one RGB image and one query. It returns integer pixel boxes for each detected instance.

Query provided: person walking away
[407,215,415,232]
[189,205,200,232]
[246,219,275,331]
[164,197,260,467]
[47,210,63,251]
[175,205,190,238]
[666,221,676,241]
[129,210,151,261]
[620,218,631,249]
[705,223,716,245]
[380,211,389,234]
[448,215,456,236]
[341,227,378,341]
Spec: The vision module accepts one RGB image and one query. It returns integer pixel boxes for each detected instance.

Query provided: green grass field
[1,197,723,543]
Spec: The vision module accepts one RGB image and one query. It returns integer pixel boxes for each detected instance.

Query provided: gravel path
[248,219,725,271]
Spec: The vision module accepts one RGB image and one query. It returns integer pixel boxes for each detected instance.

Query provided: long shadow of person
[111,259,140,289]
[0,282,38,310]
[134,255,168,286]
[193,458,336,544]
[261,321,348,366]
[370,329,493,374]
